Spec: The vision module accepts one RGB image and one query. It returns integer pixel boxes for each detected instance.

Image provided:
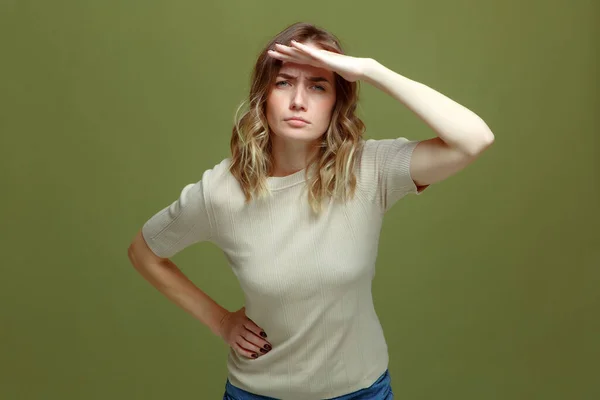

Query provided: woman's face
[266,43,336,144]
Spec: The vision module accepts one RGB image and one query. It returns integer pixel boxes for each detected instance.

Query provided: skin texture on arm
[360,58,495,187]
[127,230,273,359]
[127,229,229,337]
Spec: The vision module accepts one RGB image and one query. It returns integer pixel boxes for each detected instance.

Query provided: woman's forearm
[361,58,494,155]
[130,256,229,337]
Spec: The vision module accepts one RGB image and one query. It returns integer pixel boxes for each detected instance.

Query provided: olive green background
[1,1,598,399]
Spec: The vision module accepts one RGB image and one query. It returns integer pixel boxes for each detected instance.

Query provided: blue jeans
[223,369,393,399]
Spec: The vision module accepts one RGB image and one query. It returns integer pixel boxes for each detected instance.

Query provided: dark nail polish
[264,344,271,351]
[260,331,267,338]
[260,348,267,353]
[251,353,258,358]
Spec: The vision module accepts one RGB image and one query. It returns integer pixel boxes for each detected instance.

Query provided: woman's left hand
[267,40,370,82]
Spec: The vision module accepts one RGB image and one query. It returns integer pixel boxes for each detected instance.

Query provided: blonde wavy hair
[229,22,366,214]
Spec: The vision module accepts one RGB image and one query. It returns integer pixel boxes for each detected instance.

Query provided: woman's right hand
[218,307,272,359]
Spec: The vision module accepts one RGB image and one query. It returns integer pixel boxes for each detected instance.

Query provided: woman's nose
[290,89,307,110]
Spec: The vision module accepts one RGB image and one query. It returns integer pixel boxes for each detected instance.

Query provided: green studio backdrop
[1,1,598,399]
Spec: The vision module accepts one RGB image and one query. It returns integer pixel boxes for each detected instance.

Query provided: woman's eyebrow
[277,73,331,84]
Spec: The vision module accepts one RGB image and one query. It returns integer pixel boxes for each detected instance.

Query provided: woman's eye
[275,81,325,91]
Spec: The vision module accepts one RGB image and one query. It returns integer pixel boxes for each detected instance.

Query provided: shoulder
[200,157,246,205]
[360,137,415,158]
[356,137,417,178]
[201,157,233,184]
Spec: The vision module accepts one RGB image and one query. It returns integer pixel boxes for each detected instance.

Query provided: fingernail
[251,353,258,358]
[264,344,271,351]
[260,331,267,337]
[260,348,267,353]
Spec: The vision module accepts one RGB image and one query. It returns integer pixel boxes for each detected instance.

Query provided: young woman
[128,22,494,400]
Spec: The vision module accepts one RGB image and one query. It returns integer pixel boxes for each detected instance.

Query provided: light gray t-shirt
[142,137,425,399]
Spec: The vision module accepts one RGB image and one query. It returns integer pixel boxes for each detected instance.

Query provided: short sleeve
[141,176,213,259]
[359,137,428,213]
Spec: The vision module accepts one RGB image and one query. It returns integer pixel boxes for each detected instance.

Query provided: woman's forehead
[279,62,334,79]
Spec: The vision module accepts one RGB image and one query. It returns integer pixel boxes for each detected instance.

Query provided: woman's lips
[286,119,309,127]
